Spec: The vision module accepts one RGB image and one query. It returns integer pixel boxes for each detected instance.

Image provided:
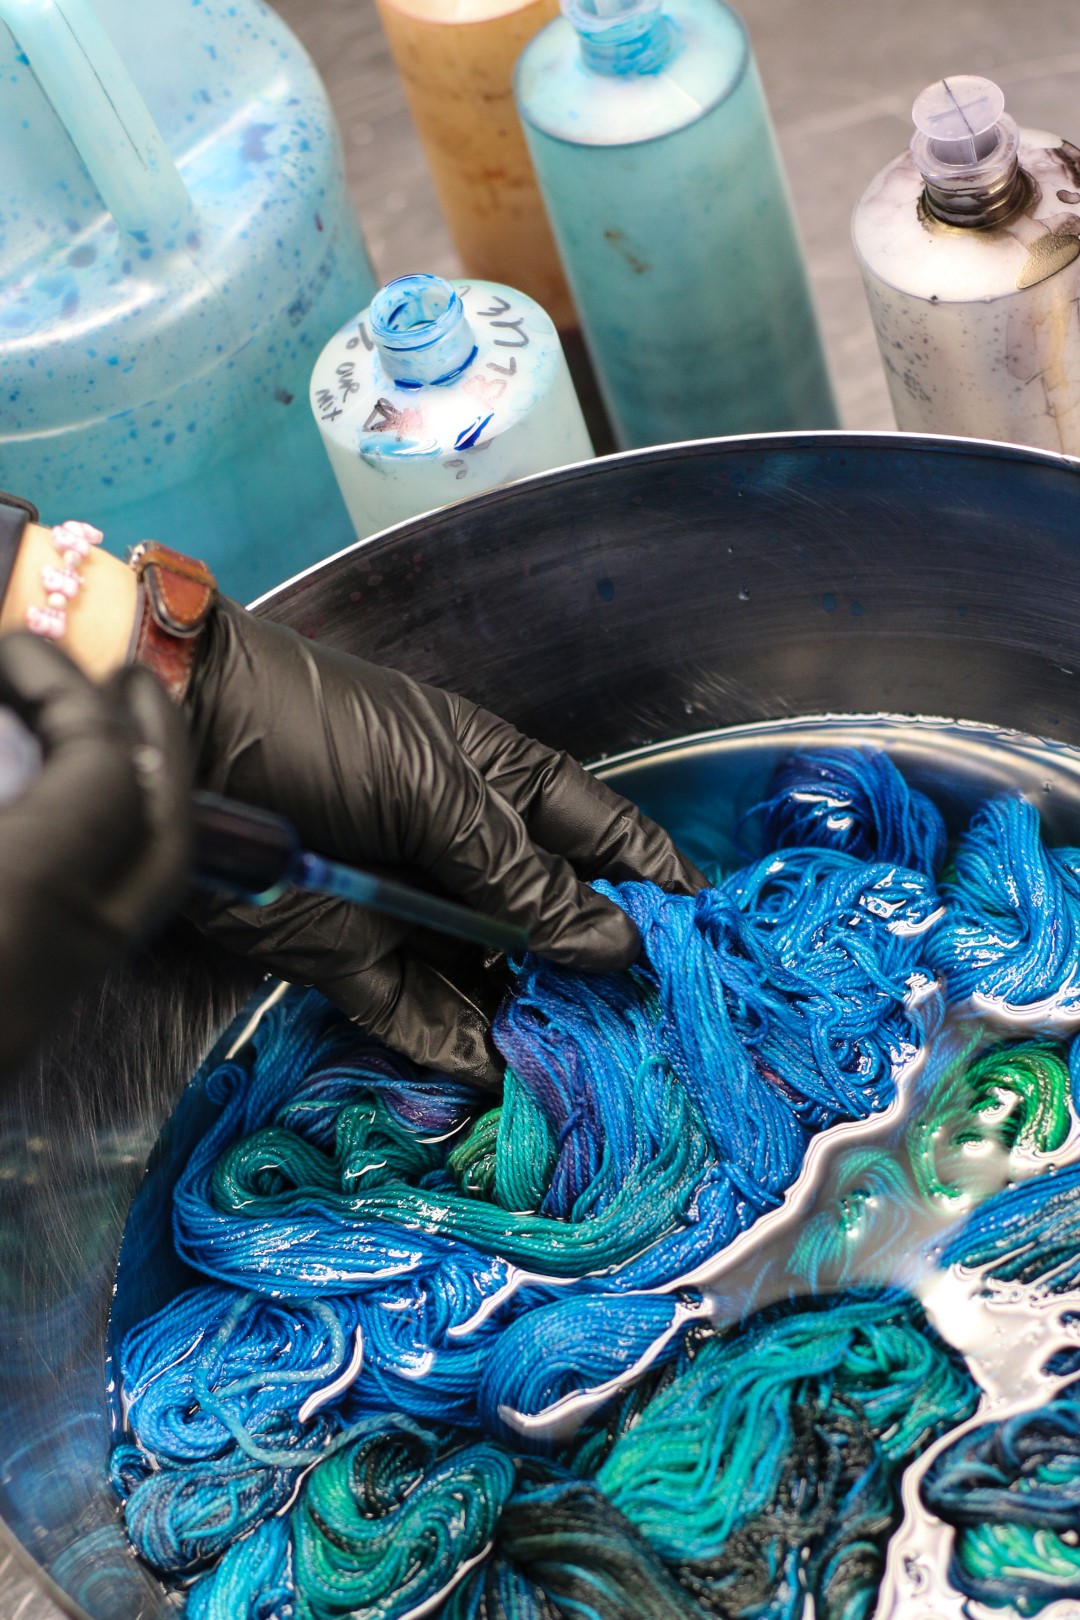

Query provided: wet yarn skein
[110,749,1080,1619]
[926,796,1080,1021]
[746,746,947,873]
[921,1380,1080,1615]
[595,1294,977,1609]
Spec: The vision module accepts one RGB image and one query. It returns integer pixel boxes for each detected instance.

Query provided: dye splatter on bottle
[0,0,376,603]
[310,273,593,539]
[514,0,837,450]
[854,76,1080,455]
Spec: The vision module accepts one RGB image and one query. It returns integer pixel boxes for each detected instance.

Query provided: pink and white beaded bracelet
[25,520,104,640]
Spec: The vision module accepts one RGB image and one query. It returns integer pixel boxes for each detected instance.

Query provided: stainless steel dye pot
[3,431,1080,1620]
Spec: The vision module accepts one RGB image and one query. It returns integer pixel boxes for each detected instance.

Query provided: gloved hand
[0,634,192,1076]
[184,598,704,1085]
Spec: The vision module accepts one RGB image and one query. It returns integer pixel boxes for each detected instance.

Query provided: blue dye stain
[122,261,132,275]
[101,476,114,486]
[822,593,838,613]
[164,433,176,445]
[107,356,119,366]
[205,43,217,58]
[956,604,968,617]
[68,244,96,267]
[186,232,203,252]
[454,413,493,450]
[242,123,275,163]
[850,601,864,617]
[187,422,197,433]
[138,247,154,261]
[596,578,615,603]
[61,290,79,317]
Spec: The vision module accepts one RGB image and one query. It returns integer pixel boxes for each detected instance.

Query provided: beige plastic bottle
[854,76,1080,455]
[374,0,573,328]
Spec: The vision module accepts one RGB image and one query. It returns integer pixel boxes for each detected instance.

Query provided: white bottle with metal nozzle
[854,76,1080,454]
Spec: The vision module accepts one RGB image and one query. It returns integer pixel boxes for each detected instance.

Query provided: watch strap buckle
[129,540,217,702]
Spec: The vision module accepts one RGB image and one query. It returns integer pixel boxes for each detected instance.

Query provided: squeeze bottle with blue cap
[513,0,837,450]
[310,273,593,540]
[854,76,1080,453]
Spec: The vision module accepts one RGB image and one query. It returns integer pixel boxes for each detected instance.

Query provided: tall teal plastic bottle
[514,0,837,449]
[0,0,377,602]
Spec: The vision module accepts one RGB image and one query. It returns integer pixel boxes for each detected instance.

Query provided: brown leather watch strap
[129,540,217,702]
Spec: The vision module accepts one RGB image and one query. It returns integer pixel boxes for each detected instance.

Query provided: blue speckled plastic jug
[0,0,377,601]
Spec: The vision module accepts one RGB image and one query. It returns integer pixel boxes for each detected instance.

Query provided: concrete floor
[273,0,1080,430]
[6,3,1080,1617]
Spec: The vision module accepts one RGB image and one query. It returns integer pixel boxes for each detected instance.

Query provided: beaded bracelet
[25,520,103,640]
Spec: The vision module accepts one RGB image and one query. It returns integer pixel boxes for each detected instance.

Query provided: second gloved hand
[183,599,704,1085]
[0,634,192,1076]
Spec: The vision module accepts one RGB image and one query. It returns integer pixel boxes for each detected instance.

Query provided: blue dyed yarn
[926,796,1080,1015]
[746,745,947,873]
[921,1378,1080,1615]
[110,748,1080,1618]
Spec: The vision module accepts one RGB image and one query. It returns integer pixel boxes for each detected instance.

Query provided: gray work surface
[4,3,1079,1617]
[274,0,1080,432]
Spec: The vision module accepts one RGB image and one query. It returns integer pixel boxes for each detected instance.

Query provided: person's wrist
[0,520,138,682]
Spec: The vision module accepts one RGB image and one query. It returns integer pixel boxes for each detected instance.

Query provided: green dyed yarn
[495,1071,557,1212]
[789,1150,922,1289]
[448,1107,502,1199]
[339,1096,446,1188]
[293,1424,515,1619]
[908,1041,1072,1204]
[791,1037,1074,1292]
[596,1296,977,1565]
[954,1524,1080,1616]
[210,1063,712,1277]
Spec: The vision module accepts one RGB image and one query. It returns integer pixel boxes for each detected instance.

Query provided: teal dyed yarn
[921,1378,1080,1615]
[110,748,1080,1618]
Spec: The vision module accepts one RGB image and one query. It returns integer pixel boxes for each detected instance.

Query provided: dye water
[109,714,1080,1620]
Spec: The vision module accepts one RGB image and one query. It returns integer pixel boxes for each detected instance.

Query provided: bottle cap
[910,75,1023,226]
[912,76,1005,167]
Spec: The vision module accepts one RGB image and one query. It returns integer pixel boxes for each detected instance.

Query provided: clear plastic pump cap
[911,76,1005,167]
[909,75,1023,225]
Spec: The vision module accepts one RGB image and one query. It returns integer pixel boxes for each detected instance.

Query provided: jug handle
[0,0,193,238]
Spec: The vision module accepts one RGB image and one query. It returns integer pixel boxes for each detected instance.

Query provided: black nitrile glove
[184,598,704,1086]
[0,634,192,1077]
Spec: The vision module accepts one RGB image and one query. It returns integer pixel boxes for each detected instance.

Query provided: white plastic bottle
[853,76,1080,454]
[310,273,593,540]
